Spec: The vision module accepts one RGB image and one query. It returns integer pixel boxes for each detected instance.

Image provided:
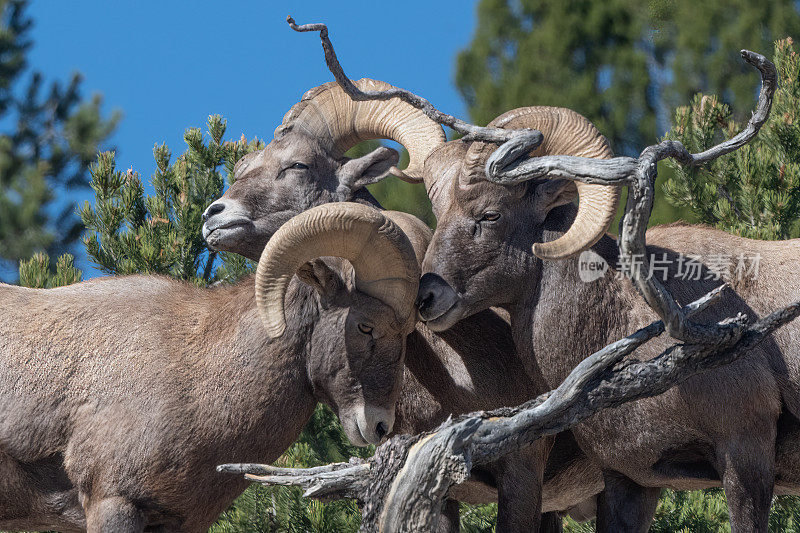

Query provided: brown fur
[203,132,604,530]
[419,141,800,531]
[0,260,412,532]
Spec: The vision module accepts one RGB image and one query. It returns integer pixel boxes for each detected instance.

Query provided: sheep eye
[358,323,373,335]
[481,211,500,222]
[290,162,309,170]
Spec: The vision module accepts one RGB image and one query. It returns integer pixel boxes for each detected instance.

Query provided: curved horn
[463,107,620,261]
[274,78,446,183]
[255,202,421,338]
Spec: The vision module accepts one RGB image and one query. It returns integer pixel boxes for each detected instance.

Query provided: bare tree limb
[246,463,370,501]
[617,50,776,342]
[489,154,639,185]
[213,22,793,532]
[286,16,543,147]
[221,297,799,531]
[287,14,776,343]
[217,461,362,477]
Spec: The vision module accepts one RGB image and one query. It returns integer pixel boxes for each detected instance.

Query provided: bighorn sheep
[0,202,421,532]
[416,106,800,532]
[202,79,604,531]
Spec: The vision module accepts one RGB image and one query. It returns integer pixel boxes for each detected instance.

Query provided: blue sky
[21,1,477,277]
[28,1,475,177]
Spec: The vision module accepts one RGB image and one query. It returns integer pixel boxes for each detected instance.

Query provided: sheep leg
[494,438,552,533]
[0,454,32,524]
[595,471,660,532]
[719,437,774,533]
[540,511,563,532]
[436,499,461,533]
[85,496,144,533]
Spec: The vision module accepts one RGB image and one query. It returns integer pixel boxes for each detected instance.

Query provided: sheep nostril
[376,421,388,440]
[416,290,434,313]
[202,202,225,222]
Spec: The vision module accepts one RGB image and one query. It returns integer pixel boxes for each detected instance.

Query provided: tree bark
[216,20,796,533]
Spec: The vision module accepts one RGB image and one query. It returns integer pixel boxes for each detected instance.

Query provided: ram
[203,79,603,531]
[416,106,800,532]
[0,202,420,533]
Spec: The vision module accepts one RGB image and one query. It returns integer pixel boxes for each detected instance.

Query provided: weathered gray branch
[213,22,793,532]
[221,297,800,531]
[246,462,370,501]
[288,14,776,342]
[217,461,361,477]
[286,16,544,147]
[490,154,639,185]
[616,50,775,342]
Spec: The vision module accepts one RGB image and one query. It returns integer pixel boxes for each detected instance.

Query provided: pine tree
[664,38,800,240]
[77,115,259,284]
[18,115,375,531]
[0,0,119,278]
[18,251,81,288]
[457,0,652,154]
[17,115,260,288]
[210,405,372,533]
[457,0,800,155]
[653,0,800,136]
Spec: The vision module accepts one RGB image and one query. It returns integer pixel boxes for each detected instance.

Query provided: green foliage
[653,489,800,532]
[368,170,435,228]
[458,0,652,154]
[457,0,800,155]
[560,490,800,532]
[0,0,119,276]
[211,484,361,533]
[18,251,81,288]
[652,1,800,137]
[210,405,371,532]
[769,495,800,531]
[650,489,731,533]
[663,38,800,239]
[78,115,262,284]
[459,502,499,532]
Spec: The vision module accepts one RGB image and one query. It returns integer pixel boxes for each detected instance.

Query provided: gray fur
[203,131,602,530]
[0,256,412,532]
[417,143,800,532]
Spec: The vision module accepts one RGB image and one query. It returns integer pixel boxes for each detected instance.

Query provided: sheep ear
[296,259,343,300]
[336,147,400,194]
[532,179,578,220]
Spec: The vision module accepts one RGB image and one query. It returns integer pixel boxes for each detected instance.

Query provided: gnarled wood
[216,20,794,533]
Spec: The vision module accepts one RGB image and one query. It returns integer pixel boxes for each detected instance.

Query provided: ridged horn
[274,78,446,183]
[255,202,421,338]
[463,106,619,260]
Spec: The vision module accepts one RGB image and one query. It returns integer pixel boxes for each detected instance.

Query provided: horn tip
[532,242,582,261]
[389,166,423,184]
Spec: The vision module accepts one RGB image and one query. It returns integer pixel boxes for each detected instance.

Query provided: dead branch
[221,296,799,531]
[285,16,544,147]
[214,20,796,533]
[485,50,776,342]
[286,14,776,342]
